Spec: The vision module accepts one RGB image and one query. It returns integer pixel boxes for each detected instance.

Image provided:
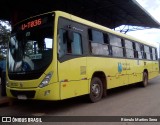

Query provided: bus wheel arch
[89,71,107,102]
[141,69,148,87]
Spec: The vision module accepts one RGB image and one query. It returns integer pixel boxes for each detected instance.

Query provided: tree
[0,20,11,59]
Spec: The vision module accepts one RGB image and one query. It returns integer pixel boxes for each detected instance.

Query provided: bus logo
[2,117,11,122]
[118,62,123,73]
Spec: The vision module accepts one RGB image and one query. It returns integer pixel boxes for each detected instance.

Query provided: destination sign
[21,18,42,30]
[12,13,54,32]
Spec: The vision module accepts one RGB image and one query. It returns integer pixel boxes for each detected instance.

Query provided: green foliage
[0,20,11,43]
[0,20,11,60]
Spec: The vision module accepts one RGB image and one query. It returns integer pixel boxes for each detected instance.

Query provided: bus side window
[132,42,138,58]
[135,43,142,59]
[150,47,153,60]
[88,29,110,56]
[121,39,126,57]
[103,33,109,44]
[155,48,158,60]
[141,45,146,59]
[144,45,151,60]
[104,33,111,55]
[58,29,83,58]
[71,32,82,55]
[125,40,134,58]
[109,34,124,57]
[58,29,67,58]
[152,48,157,60]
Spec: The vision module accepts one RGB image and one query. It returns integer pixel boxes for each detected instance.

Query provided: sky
[127,0,160,55]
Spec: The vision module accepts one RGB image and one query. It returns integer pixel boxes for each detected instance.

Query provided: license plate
[17,95,27,100]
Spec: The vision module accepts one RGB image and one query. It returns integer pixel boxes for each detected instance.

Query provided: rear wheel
[89,77,103,103]
[141,72,148,87]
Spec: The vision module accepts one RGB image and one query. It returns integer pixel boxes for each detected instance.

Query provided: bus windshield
[8,13,54,74]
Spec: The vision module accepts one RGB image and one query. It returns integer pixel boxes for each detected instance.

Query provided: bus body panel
[150,61,159,79]
[6,82,60,100]
[58,57,89,100]
[126,59,142,84]
[60,80,89,100]
[87,57,128,89]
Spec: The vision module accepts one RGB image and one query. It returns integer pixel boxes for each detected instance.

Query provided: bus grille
[10,90,36,98]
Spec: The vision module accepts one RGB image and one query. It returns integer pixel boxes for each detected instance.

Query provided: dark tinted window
[89,29,104,44]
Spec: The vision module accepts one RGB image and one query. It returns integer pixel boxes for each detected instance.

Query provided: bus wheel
[89,77,103,103]
[141,72,148,87]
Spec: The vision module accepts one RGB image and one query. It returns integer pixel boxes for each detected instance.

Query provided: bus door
[57,17,88,100]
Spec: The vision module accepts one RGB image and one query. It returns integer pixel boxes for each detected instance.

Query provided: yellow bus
[6,11,159,102]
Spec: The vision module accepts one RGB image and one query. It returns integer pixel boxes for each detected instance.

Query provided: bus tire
[89,77,103,103]
[141,72,148,87]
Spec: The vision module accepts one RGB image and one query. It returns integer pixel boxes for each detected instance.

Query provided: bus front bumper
[6,82,60,101]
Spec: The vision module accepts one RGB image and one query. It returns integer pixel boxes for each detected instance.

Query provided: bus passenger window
[140,45,145,59]
[109,34,123,57]
[152,48,157,60]
[112,46,123,57]
[135,43,142,59]
[103,33,109,44]
[150,47,153,60]
[144,45,151,60]
[125,40,134,58]
[155,48,158,60]
[58,29,82,58]
[89,29,109,56]
[71,32,82,55]
[58,29,67,58]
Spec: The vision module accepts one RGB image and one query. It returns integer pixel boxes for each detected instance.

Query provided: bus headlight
[39,72,53,88]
